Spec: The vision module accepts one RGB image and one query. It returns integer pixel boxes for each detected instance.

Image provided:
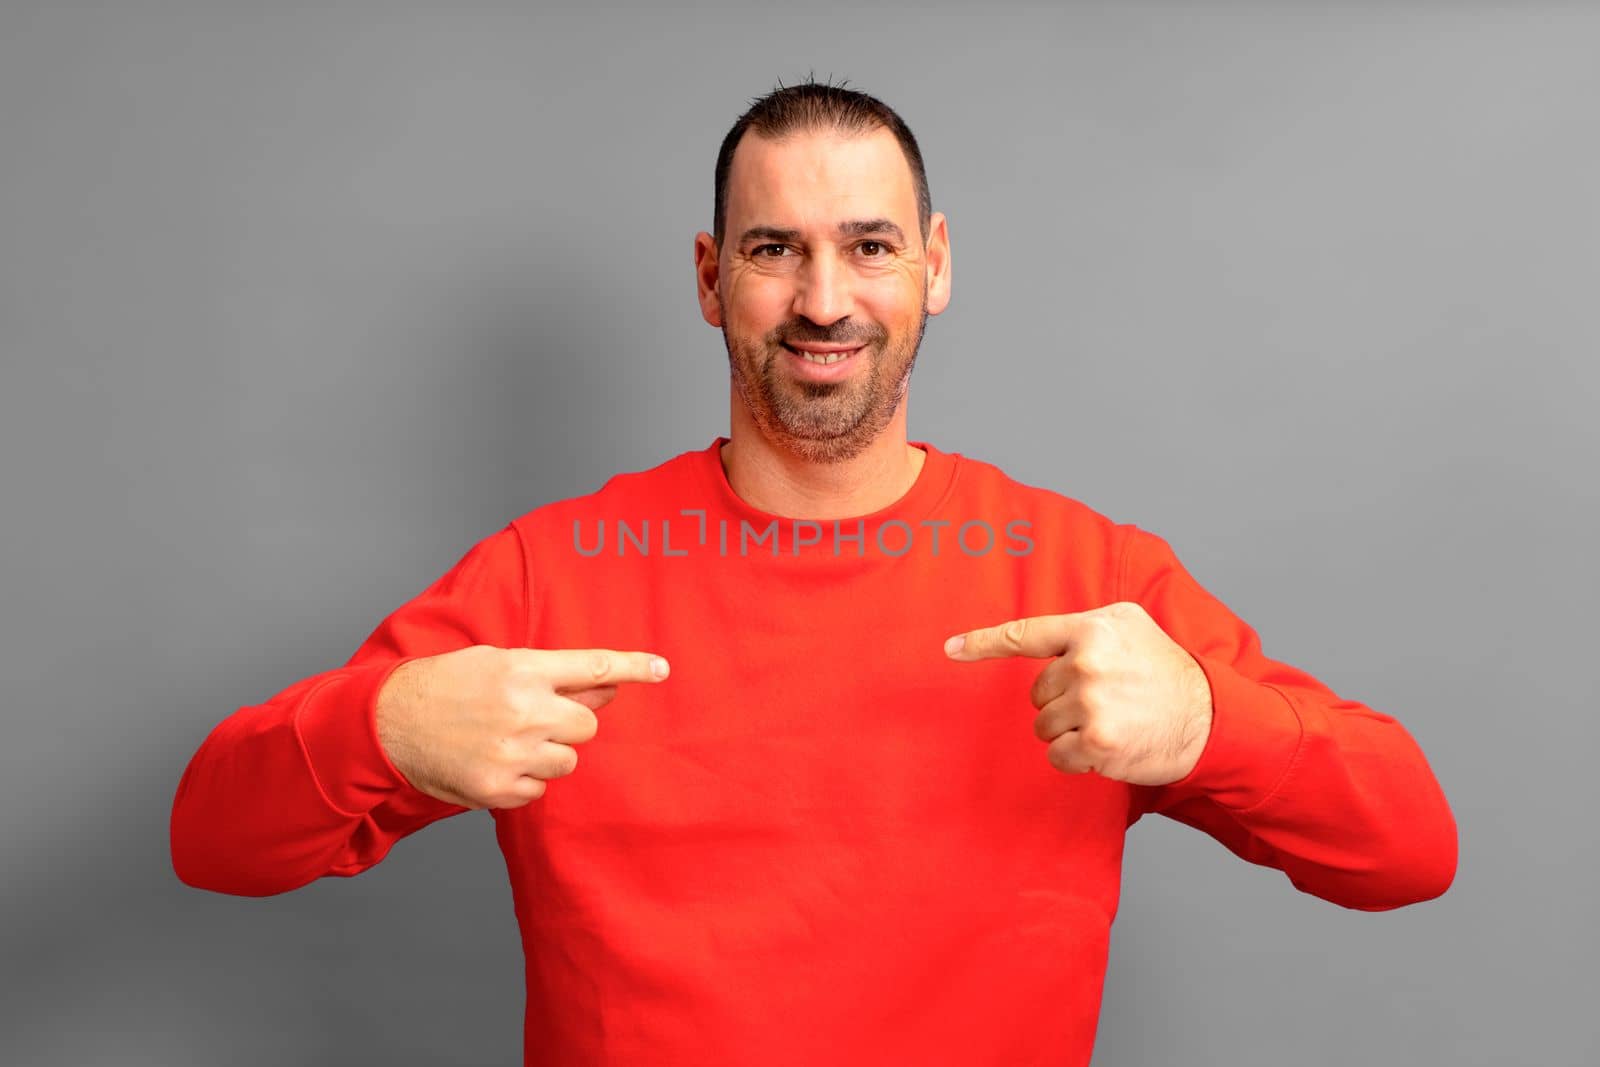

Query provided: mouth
[781,342,866,367]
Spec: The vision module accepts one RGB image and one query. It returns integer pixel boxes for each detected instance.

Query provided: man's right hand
[374,645,670,810]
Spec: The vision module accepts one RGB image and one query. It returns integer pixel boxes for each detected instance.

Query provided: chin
[778,435,870,465]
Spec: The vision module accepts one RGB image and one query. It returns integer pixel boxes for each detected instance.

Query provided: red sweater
[171,436,1457,1066]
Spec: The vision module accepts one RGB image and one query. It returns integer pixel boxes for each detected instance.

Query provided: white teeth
[797,349,851,365]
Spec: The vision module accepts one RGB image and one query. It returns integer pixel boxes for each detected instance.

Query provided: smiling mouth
[782,343,865,365]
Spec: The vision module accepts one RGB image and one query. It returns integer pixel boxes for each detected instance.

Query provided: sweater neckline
[688,435,961,569]
[698,435,957,527]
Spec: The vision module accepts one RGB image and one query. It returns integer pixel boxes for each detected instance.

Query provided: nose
[790,247,852,328]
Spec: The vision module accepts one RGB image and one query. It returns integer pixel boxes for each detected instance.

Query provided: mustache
[773,320,881,347]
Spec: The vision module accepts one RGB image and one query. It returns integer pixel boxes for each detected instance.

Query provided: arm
[1120,524,1458,911]
[169,523,530,897]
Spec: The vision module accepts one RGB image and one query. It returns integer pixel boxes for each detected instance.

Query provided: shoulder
[940,443,1127,532]
[930,442,1145,577]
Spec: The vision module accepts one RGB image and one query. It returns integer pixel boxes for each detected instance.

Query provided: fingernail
[651,657,670,679]
[943,635,965,656]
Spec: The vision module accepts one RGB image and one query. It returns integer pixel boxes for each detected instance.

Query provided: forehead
[725,126,918,232]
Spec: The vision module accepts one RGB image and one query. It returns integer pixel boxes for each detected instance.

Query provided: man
[171,78,1457,1066]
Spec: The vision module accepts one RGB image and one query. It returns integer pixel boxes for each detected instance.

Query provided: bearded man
[173,77,1457,1067]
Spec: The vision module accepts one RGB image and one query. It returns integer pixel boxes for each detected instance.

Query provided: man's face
[694,126,950,463]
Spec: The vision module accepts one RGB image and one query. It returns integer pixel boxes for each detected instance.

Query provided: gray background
[1,1,1593,1064]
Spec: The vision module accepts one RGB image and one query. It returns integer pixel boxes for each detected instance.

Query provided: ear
[693,231,723,327]
[923,212,952,317]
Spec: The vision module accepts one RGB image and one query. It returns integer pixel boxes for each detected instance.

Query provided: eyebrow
[737,218,907,245]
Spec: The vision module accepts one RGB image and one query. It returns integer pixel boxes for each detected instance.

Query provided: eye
[857,240,888,257]
[752,244,791,258]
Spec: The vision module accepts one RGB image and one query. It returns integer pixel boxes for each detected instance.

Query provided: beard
[721,295,929,465]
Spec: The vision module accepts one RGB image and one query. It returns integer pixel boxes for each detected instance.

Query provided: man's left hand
[944,603,1214,787]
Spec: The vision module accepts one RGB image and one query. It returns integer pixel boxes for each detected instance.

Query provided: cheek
[723,274,792,332]
[863,265,925,307]
[860,286,924,333]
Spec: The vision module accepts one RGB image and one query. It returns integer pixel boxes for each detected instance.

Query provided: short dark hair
[712,74,931,251]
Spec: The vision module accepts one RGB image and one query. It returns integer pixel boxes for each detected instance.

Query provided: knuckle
[1002,618,1028,647]
[498,675,534,717]
[588,651,611,682]
[515,692,557,736]
[512,777,546,804]
[1079,722,1115,753]
[1088,613,1120,640]
[1029,665,1061,708]
[1074,642,1107,677]
[504,652,542,686]
[464,769,499,803]
[500,670,534,703]
[499,695,531,735]
[546,745,578,778]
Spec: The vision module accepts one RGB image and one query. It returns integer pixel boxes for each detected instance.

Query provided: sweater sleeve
[170,522,531,897]
[1119,524,1457,911]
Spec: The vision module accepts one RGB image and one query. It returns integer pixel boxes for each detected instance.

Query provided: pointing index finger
[945,614,1079,661]
[519,648,670,688]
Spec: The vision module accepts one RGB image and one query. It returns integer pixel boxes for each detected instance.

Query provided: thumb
[563,685,620,711]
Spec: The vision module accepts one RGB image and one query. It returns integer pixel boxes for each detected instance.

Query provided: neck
[720,403,926,520]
